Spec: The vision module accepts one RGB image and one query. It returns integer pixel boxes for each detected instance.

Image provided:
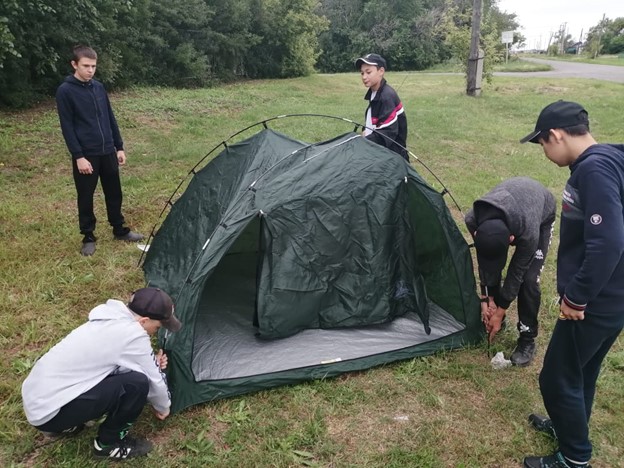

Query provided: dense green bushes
[0,0,523,107]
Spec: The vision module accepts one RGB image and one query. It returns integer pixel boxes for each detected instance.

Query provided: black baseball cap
[128,287,181,332]
[474,219,510,279]
[355,53,386,69]
[520,100,589,144]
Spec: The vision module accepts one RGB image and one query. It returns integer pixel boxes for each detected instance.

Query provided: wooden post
[466,0,483,96]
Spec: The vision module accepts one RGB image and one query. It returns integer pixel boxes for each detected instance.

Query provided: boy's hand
[486,307,506,343]
[156,349,168,370]
[480,296,496,324]
[559,302,585,321]
[117,150,126,165]
[76,157,93,174]
[152,408,170,420]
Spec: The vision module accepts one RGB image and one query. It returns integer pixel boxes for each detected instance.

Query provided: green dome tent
[143,125,482,413]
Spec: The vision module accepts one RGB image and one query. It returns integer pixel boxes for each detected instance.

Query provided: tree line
[2,0,520,107]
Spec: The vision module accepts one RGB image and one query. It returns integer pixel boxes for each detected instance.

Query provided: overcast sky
[497,0,624,50]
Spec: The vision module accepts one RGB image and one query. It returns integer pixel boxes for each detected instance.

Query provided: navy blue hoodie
[558,143,624,317]
[56,75,123,159]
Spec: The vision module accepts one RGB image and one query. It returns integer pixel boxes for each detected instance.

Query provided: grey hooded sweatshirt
[465,177,556,308]
[22,299,171,426]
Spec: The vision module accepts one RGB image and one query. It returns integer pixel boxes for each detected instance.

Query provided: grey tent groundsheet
[191,251,466,381]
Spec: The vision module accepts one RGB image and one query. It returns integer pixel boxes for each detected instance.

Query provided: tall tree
[585,16,624,56]
[245,0,328,78]
[317,0,450,73]
[0,0,103,106]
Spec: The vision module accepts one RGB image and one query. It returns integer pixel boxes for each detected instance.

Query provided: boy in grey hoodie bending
[465,177,556,366]
[22,287,181,460]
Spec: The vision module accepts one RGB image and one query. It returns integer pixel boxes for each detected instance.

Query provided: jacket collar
[364,78,387,101]
[65,74,93,87]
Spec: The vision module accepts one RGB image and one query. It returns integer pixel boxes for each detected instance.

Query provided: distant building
[565,42,584,54]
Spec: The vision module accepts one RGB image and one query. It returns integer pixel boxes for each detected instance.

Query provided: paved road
[495,57,624,83]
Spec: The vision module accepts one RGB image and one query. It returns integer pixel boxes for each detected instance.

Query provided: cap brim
[355,58,381,68]
[519,129,541,144]
[476,252,507,284]
[162,314,182,332]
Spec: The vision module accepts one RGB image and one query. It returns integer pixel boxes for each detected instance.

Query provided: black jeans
[539,314,623,462]
[72,153,128,238]
[515,219,555,340]
[35,371,149,444]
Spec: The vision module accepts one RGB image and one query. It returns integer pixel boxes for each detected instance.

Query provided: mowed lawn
[1,73,623,467]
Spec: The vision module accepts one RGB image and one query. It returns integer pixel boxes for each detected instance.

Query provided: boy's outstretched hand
[486,307,506,343]
[153,407,170,420]
[480,296,496,324]
[156,349,168,370]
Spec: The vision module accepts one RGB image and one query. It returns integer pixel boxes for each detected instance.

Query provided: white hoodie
[22,299,171,426]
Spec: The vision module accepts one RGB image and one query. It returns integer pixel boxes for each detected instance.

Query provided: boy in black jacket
[56,45,143,256]
[520,100,624,468]
[355,54,408,160]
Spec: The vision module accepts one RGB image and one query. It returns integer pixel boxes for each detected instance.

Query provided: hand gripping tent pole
[137,113,466,268]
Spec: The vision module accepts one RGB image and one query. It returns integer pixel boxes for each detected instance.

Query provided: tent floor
[192,252,466,381]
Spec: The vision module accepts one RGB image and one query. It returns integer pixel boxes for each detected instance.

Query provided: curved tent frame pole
[138,113,463,266]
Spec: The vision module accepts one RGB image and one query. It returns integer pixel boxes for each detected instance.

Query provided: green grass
[1,73,623,466]
[422,58,552,73]
[493,61,552,72]
[520,53,624,67]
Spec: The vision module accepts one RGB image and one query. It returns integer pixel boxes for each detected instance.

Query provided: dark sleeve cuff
[495,296,512,309]
[480,284,499,298]
[562,294,586,311]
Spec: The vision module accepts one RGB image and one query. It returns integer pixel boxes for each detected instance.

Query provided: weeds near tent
[216,400,251,426]
[179,430,216,458]
[1,73,623,466]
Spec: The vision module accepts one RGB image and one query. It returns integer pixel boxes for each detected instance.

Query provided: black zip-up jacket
[364,78,408,159]
[56,75,123,160]
[558,143,624,317]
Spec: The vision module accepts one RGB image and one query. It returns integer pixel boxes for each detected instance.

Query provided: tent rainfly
[143,128,482,413]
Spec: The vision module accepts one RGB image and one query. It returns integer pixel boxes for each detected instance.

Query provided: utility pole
[466,0,483,97]
[546,31,554,54]
[594,13,606,58]
[578,29,583,54]
[559,23,567,54]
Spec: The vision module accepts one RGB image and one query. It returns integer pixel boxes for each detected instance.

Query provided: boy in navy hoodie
[520,101,624,468]
[56,45,143,256]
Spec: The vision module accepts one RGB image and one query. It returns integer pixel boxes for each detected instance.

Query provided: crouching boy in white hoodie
[22,287,181,460]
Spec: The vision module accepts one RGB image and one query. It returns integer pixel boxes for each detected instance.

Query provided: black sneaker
[523,451,591,468]
[41,424,85,439]
[93,436,153,459]
[114,231,144,242]
[511,339,536,367]
[528,413,557,439]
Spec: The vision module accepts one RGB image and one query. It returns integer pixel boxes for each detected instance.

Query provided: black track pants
[36,371,149,444]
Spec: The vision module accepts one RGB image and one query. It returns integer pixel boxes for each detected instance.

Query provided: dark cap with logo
[520,100,589,144]
[474,219,511,277]
[355,53,387,69]
[128,287,181,332]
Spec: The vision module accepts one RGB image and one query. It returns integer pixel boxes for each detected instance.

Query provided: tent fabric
[143,129,482,413]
